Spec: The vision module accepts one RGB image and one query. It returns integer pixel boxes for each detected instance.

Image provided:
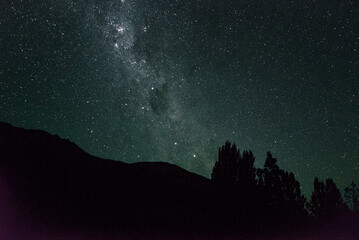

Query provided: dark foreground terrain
[0,122,358,239]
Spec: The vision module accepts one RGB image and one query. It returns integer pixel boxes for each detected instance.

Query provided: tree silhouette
[257,152,306,224]
[238,150,256,191]
[307,178,346,219]
[211,141,257,228]
[345,182,359,212]
[211,141,256,190]
[211,141,240,189]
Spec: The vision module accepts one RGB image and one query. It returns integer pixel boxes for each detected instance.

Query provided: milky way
[1,0,358,195]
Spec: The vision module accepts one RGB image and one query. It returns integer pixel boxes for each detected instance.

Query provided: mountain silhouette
[0,122,215,239]
[0,122,358,240]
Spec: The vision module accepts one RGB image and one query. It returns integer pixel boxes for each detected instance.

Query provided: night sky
[0,0,358,195]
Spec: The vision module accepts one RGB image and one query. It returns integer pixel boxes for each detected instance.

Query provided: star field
[0,0,358,195]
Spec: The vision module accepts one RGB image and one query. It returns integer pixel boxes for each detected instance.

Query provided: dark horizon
[0,120,355,199]
[0,121,358,239]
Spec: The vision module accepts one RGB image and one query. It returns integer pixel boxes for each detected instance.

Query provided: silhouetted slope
[1,122,358,239]
[132,162,210,187]
[0,122,213,237]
